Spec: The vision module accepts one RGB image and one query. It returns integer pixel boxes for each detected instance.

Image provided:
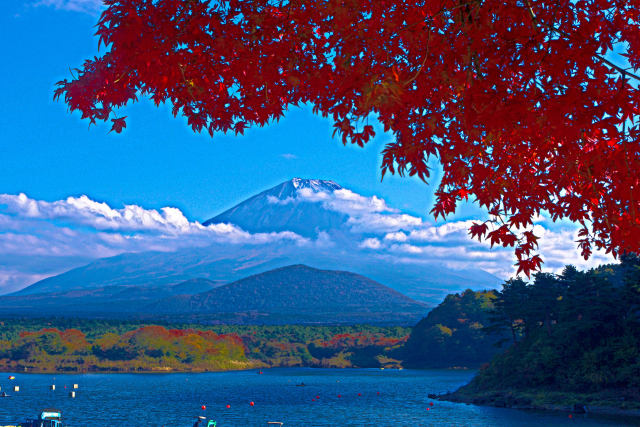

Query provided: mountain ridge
[149,264,429,324]
[0,264,428,325]
[12,178,502,305]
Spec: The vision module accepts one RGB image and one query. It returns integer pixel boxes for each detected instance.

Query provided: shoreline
[0,365,408,375]
[0,364,263,375]
[436,388,640,418]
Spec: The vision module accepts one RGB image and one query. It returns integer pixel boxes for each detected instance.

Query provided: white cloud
[281,153,298,160]
[359,238,382,250]
[347,213,422,233]
[355,216,615,280]
[33,0,104,14]
[0,188,617,294]
[292,187,424,233]
[0,193,196,234]
[0,193,313,293]
[329,189,394,213]
[406,220,477,242]
[296,188,331,203]
[389,243,423,254]
[0,270,54,295]
[268,184,615,280]
[314,231,334,248]
[384,231,408,242]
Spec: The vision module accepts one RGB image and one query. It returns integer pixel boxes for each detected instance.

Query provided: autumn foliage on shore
[0,324,408,372]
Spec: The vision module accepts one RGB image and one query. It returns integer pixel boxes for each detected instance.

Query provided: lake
[0,368,636,426]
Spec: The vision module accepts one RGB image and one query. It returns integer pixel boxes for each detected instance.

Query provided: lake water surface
[0,368,637,426]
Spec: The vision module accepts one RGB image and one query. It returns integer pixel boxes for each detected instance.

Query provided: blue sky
[2,0,461,221]
[0,1,614,293]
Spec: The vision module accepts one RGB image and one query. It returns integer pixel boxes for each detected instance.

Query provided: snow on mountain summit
[291,178,342,192]
[255,178,342,202]
[203,178,419,239]
[203,179,348,236]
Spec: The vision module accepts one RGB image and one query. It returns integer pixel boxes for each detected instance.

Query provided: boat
[192,416,216,427]
[21,409,63,427]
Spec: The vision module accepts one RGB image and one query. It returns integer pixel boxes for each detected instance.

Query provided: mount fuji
[204,178,347,237]
[8,178,501,312]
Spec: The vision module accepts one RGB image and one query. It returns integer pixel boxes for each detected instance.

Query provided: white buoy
[73,384,79,389]
[50,385,56,391]
[69,391,76,398]
[13,386,19,392]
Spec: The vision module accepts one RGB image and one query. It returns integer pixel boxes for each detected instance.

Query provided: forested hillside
[445,254,640,410]
[402,289,505,368]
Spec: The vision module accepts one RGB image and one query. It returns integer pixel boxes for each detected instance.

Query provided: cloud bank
[0,189,615,294]
[271,184,614,278]
[0,193,311,293]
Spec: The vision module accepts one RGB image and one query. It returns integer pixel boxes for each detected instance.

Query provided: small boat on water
[0,409,64,427]
[192,416,216,427]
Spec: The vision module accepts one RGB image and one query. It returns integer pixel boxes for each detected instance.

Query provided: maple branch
[524,0,537,24]
[619,72,637,222]
[403,30,431,87]
[525,1,640,82]
[113,71,128,84]
[178,64,197,102]
[594,54,640,82]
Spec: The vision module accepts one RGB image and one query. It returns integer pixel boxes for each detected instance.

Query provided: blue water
[0,368,637,426]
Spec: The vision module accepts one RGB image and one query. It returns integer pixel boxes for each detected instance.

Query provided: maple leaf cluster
[54,0,640,276]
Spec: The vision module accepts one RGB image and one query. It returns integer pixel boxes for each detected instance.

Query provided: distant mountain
[0,285,171,316]
[204,178,346,237]
[151,264,429,324]
[13,246,286,296]
[170,278,219,295]
[0,265,427,324]
[13,178,502,306]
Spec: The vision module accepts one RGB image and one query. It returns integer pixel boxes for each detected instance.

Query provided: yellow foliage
[436,324,453,336]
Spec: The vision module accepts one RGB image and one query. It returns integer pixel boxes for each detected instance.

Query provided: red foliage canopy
[55,0,640,275]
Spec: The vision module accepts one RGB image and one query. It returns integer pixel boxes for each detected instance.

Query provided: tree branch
[524,0,640,82]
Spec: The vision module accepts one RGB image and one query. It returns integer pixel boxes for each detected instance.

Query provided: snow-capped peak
[290,178,342,193]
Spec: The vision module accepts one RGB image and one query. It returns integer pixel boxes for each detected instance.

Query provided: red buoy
[250,401,254,406]
[358,393,362,396]
[226,404,230,409]
[316,395,320,399]
[429,402,434,406]
[569,414,573,419]
[377,391,380,395]
[312,398,315,402]
[427,407,430,411]
[201,405,206,410]
[337,394,341,398]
